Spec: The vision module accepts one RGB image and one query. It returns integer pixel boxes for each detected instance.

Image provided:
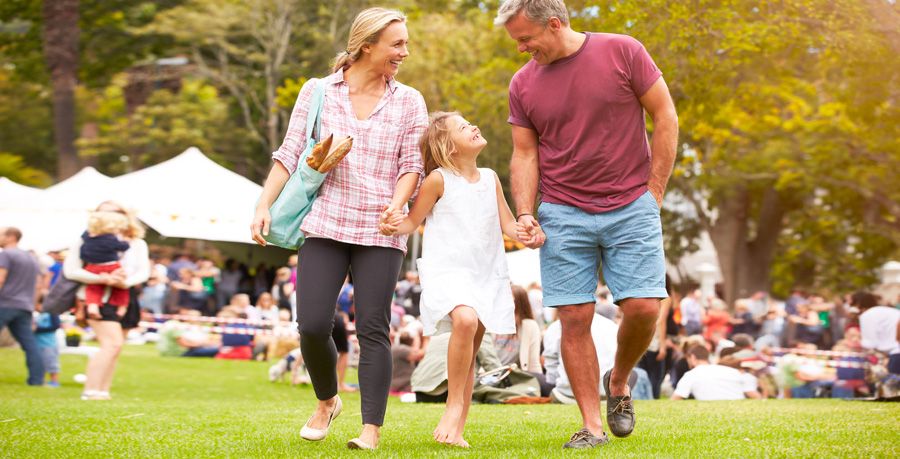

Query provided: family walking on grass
[250,0,678,451]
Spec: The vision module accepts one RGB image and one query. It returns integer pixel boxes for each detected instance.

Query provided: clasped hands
[378,206,546,249]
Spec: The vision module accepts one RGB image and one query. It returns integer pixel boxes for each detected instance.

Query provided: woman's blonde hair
[86,211,130,237]
[420,111,461,176]
[331,7,407,73]
[96,200,145,240]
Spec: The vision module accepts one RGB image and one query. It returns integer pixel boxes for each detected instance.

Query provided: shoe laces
[569,429,592,442]
[612,396,634,415]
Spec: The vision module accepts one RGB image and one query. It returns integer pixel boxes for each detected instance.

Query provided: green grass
[1,345,899,458]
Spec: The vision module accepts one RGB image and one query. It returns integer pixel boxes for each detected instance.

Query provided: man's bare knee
[620,298,659,323]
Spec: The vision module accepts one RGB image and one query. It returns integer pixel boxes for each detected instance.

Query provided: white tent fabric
[0,167,124,253]
[506,248,542,287]
[112,147,261,244]
[0,149,264,253]
[0,177,41,205]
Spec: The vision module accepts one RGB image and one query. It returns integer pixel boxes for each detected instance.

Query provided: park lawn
[1,345,899,459]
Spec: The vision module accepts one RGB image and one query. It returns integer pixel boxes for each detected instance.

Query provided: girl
[380,111,545,447]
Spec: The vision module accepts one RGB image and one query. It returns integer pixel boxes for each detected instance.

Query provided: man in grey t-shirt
[0,227,45,385]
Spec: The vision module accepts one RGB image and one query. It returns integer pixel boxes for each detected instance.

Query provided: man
[680,289,704,336]
[496,0,678,448]
[670,345,761,401]
[0,227,45,385]
[543,312,618,404]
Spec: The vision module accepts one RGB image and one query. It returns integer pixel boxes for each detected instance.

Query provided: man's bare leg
[608,298,659,397]
[558,303,605,436]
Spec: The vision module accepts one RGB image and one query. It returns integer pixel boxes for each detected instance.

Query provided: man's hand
[516,215,546,249]
[648,187,663,209]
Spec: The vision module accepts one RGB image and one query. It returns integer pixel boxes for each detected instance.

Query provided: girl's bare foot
[452,437,470,448]
[433,406,462,445]
[338,384,358,392]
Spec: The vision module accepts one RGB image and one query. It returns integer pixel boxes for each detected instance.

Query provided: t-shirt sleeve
[629,40,663,98]
[507,78,536,130]
[673,370,695,399]
[272,79,317,175]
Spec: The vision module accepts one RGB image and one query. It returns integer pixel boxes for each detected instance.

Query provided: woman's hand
[251,206,271,246]
[378,205,403,236]
[104,268,128,289]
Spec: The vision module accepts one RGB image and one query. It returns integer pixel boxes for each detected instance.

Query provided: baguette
[305,134,333,170]
[317,137,353,173]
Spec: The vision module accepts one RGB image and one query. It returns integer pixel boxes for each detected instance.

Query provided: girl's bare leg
[433,305,479,445]
[451,323,485,447]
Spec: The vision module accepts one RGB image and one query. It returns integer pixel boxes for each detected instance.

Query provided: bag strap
[304,78,327,143]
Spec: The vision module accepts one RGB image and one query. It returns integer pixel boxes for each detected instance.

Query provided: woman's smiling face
[365,21,409,77]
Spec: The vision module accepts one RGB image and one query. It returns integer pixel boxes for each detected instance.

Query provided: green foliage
[77,77,254,175]
[0,67,55,173]
[0,152,50,186]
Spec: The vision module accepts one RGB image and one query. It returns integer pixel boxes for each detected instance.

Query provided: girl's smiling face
[365,21,409,77]
[448,115,487,156]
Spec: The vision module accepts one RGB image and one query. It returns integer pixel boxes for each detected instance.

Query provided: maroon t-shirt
[508,32,662,213]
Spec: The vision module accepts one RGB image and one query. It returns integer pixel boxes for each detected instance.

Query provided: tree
[574,0,900,303]
[77,78,254,175]
[42,0,80,180]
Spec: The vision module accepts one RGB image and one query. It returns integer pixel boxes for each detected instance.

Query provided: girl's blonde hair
[420,111,461,176]
[96,200,145,240]
[331,8,407,73]
[87,211,130,237]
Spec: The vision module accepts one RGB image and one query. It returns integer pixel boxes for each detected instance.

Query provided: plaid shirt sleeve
[399,90,428,198]
[271,79,316,174]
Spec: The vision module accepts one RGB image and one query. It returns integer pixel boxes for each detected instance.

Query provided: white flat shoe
[347,438,374,450]
[300,396,342,441]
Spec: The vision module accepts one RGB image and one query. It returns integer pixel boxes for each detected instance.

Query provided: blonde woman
[64,201,150,400]
[251,7,427,450]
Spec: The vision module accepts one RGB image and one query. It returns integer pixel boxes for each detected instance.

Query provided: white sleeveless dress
[416,168,516,336]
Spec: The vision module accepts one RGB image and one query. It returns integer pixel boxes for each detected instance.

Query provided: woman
[256,292,280,323]
[250,7,426,450]
[493,284,548,395]
[170,267,206,312]
[64,201,150,400]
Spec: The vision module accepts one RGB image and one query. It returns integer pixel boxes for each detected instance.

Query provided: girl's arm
[494,172,520,241]
[495,172,545,246]
[380,171,443,236]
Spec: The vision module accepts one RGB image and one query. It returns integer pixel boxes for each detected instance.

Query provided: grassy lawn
[1,344,899,458]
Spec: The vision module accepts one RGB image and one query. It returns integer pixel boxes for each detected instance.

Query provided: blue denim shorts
[538,190,668,307]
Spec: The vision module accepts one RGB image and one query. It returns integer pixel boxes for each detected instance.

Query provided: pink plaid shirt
[272,69,427,253]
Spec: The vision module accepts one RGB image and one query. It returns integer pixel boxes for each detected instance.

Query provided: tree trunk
[43,0,80,181]
[709,184,786,306]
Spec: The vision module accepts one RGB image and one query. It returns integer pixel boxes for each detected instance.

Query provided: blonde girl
[380,111,544,446]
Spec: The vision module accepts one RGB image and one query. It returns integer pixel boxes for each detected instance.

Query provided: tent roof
[113,147,261,244]
[0,177,41,205]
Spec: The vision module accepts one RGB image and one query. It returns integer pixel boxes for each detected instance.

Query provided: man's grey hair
[494,0,570,27]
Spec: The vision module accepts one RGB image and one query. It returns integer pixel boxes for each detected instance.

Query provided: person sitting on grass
[671,345,761,401]
[157,310,221,358]
[214,307,254,360]
[391,330,426,393]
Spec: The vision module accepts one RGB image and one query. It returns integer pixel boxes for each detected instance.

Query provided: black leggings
[296,238,403,426]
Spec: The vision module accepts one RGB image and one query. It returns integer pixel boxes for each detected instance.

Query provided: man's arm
[510,125,542,246]
[639,77,679,208]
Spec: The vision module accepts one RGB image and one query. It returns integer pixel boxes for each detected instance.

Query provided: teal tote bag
[260,78,328,250]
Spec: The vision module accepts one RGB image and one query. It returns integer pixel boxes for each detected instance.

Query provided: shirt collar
[333,67,398,94]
